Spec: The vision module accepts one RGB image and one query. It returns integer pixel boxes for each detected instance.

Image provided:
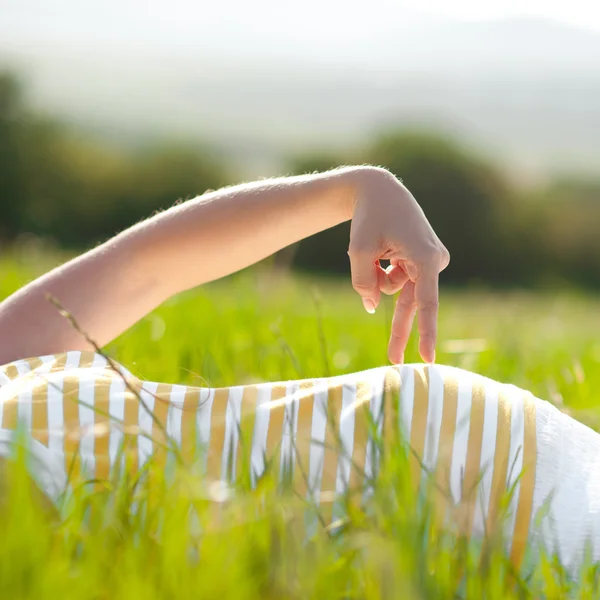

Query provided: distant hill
[1,4,600,178]
[3,2,600,69]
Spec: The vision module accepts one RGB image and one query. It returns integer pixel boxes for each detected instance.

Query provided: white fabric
[0,430,67,504]
[532,397,600,571]
[4,354,600,578]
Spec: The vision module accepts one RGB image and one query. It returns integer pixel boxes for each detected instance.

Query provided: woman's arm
[0,166,448,366]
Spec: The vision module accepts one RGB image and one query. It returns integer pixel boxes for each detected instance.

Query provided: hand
[347,168,450,364]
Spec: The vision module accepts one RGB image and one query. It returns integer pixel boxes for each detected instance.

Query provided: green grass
[2,253,600,598]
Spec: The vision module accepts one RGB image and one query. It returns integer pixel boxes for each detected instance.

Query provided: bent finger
[348,246,382,313]
[379,263,409,296]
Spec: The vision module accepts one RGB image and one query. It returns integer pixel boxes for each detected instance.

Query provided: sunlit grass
[2,253,600,597]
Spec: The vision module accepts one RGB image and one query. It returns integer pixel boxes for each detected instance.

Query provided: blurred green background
[3,6,600,595]
[2,66,600,289]
[2,3,600,290]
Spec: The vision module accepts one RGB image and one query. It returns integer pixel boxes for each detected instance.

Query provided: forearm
[140,166,366,295]
[0,235,162,364]
[0,166,372,364]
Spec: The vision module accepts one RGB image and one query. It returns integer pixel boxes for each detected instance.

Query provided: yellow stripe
[383,368,401,452]
[0,357,55,432]
[181,388,200,465]
[151,383,172,467]
[94,378,112,481]
[264,384,288,479]
[31,375,49,446]
[294,381,315,498]
[348,379,371,497]
[434,375,459,521]
[27,357,54,446]
[78,352,99,369]
[24,357,43,372]
[3,364,19,381]
[49,354,68,373]
[459,379,486,538]
[123,384,141,474]
[2,398,18,430]
[485,389,513,539]
[63,356,84,482]
[409,366,430,490]
[510,393,537,569]
[236,385,259,483]
[207,388,230,480]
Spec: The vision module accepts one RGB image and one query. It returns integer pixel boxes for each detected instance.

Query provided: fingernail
[362,298,376,314]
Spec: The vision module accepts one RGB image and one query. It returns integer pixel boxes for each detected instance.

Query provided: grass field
[2,253,600,598]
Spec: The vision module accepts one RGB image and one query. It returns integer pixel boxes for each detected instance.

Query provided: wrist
[341,165,398,218]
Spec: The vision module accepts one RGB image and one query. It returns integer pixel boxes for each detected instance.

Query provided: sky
[3,0,600,32]
[405,0,600,30]
[2,0,600,55]
[1,0,599,177]
[2,0,600,70]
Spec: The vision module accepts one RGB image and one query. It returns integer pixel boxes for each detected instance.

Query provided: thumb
[348,247,381,314]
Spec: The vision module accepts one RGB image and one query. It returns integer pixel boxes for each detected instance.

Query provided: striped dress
[0,351,598,573]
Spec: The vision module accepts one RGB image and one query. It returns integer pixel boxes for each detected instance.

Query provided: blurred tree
[524,178,600,288]
[284,132,516,284]
[5,67,600,290]
[0,73,28,241]
[0,70,230,249]
[288,153,347,176]
[55,143,230,246]
[366,130,511,284]
[283,153,352,272]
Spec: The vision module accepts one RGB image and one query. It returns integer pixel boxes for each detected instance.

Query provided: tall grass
[2,254,600,597]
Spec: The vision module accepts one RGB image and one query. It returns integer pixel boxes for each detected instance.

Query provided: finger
[376,263,390,292]
[348,246,382,314]
[379,263,409,296]
[388,281,416,364]
[414,268,440,364]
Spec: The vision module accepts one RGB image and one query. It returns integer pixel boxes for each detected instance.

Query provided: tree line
[2,71,600,288]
